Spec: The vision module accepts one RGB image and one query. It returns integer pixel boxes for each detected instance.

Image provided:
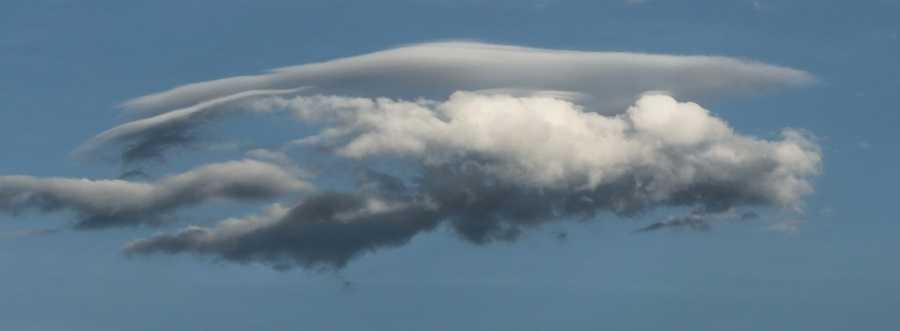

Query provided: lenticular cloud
[123,41,814,115]
[0,41,822,270]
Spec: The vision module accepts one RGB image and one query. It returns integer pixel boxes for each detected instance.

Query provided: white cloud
[123,41,814,117]
[285,92,821,208]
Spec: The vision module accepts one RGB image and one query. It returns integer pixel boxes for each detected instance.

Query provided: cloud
[84,42,813,163]
[245,149,295,168]
[124,41,813,116]
[636,214,711,233]
[858,141,872,150]
[76,88,306,163]
[0,42,822,270]
[0,160,311,229]
[634,210,758,233]
[767,219,805,233]
[125,93,821,269]
[0,228,59,240]
[289,93,821,208]
[126,193,442,270]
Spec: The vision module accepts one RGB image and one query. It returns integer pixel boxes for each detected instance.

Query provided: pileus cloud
[124,42,814,115]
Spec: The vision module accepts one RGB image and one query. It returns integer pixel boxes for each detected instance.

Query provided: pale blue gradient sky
[1,1,898,330]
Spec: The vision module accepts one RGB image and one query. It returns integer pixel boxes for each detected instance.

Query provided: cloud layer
[0,160,310,229]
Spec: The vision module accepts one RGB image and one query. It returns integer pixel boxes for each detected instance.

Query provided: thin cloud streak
[76,88,307,163]
[0,160,311,229]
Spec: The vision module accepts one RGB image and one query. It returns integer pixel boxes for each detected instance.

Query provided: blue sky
[1,1,898,330]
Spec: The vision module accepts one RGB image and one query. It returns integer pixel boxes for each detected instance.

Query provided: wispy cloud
[0,160,310,229]
[767,219,806,233]
[0,228,59,240]
[76,88,306,163]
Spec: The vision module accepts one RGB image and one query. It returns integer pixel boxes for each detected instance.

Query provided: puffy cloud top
[288,92,820,208]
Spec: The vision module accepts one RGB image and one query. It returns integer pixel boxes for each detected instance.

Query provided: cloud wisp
[76,88,306,163]
[0,160,310,229]
[0,228,59,240]
[634,210,759,233]
[125,93,821,269]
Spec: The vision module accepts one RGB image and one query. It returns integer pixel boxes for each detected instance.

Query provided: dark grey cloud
[0,160,310,229]
[126,176,442,269]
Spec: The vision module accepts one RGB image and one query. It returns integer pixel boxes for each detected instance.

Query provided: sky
[1,0,898,330]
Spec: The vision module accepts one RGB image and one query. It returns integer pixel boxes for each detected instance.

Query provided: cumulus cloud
[125,93,822,269]
[287,92,820,208]
[0,160,311,229]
